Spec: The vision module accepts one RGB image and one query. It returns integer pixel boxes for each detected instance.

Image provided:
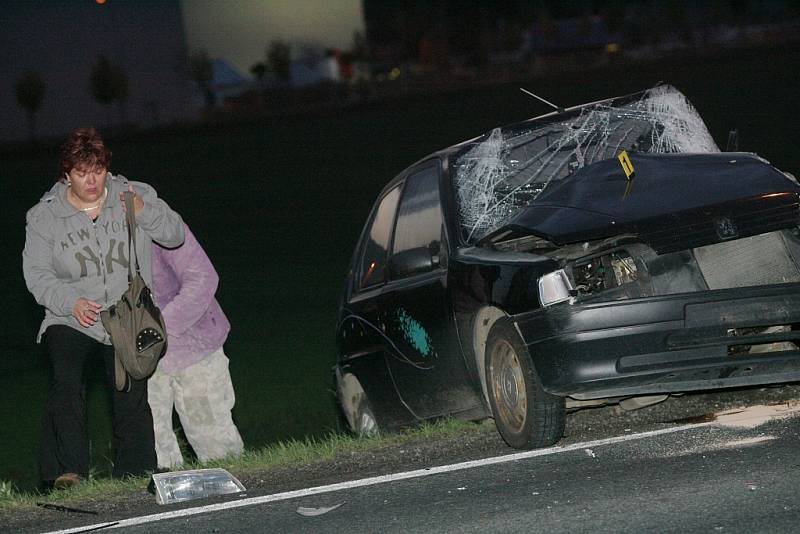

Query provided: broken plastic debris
[296,502,345,516]
[715,403,800,429]
[151,468,246,505]
[36,502,99,515]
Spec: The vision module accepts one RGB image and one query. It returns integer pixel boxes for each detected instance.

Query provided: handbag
[100,191,168,392]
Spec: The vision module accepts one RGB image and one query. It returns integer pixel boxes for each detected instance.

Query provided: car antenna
[520,87,564,113]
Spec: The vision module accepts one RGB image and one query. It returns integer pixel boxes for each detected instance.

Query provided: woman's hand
[119,185,144,216]
[73,298,102,328]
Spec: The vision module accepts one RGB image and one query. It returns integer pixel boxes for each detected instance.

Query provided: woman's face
[67,164,107,204]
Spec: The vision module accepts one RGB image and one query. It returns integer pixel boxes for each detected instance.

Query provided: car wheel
[485,319,565,449]
[336,371,378,436]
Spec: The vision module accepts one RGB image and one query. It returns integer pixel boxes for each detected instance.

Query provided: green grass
[1,42,798,491]
[0,418,479,511]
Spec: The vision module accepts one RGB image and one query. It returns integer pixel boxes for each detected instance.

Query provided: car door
[339,184,414,429]
[380,161,483,419]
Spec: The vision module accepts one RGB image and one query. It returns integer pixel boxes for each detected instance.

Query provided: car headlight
[538,269,576,307]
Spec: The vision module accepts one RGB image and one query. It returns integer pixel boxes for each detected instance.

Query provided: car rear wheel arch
[484,318,566,449]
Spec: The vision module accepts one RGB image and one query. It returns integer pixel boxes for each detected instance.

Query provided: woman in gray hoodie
[22,127,184,489]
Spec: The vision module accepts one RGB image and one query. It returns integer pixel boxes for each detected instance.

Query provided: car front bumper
[514,283,800,399]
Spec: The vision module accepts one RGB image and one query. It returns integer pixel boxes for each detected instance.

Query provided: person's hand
[73,298,102,328]
[119,185,144,216]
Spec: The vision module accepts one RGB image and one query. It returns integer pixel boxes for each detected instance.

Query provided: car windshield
[453,85,720,243]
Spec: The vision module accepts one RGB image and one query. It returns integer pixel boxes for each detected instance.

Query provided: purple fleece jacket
[152,224,230,374]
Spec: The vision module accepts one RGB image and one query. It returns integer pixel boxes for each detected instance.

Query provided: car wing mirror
[388,247,436,278]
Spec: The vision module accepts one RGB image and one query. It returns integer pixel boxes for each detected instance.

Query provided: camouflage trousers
[147,348,244,468]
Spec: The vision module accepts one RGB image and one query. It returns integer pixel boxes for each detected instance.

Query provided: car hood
[482,152,800,252]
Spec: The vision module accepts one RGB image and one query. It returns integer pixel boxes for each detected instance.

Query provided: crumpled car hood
[482,152,800,250]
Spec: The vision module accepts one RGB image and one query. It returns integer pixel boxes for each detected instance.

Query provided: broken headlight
[573,250,638,296]
[538,269,576,306]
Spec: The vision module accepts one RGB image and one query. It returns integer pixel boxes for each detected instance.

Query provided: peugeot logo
[714,217,738,240]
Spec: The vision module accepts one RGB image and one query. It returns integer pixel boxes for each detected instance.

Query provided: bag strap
[123,191,140,281]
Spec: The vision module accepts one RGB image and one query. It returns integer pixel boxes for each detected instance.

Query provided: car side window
[359,185,401,289]
[390,164,443,277]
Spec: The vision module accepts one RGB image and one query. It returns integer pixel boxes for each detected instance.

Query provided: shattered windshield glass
[453,85,720,242]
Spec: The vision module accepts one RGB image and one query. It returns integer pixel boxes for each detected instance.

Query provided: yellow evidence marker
[617,150,635,179]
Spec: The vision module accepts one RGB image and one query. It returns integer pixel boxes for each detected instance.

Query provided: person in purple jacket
[148,224,244,468]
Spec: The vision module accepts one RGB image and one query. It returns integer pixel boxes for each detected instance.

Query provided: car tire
[351,392,378,436]
[336,371,379,436]
[485,319,565,449]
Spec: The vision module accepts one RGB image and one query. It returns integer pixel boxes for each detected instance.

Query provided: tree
[250,62,267,81]
[266,40,291,84]
[250,62,267,109]
[90,55,129,128]
[189,49,215,111]
[15,71,45,141]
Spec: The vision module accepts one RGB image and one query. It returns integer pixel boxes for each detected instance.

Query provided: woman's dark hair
[58,127,112,182]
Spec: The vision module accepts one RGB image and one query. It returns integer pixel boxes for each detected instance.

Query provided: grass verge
[0,418,483,513]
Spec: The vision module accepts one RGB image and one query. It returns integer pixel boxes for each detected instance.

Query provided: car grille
[694,231,800,289]
[637,192,800,255]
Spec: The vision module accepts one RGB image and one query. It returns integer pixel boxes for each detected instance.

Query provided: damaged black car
[335,85,800,449]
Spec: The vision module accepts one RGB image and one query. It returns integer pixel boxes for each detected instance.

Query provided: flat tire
[337,371,378,436]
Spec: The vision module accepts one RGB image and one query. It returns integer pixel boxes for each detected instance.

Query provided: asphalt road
[43,401,800,534]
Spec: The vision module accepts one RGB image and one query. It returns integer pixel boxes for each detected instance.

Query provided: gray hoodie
[23,173,185,344]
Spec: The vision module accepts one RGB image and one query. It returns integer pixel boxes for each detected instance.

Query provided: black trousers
[40,325,156,483]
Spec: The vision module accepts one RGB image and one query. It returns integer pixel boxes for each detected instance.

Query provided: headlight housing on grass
[538,269,576,307]
[151,468,246,505]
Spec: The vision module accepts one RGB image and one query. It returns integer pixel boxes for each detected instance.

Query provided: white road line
[45,422,709,533]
